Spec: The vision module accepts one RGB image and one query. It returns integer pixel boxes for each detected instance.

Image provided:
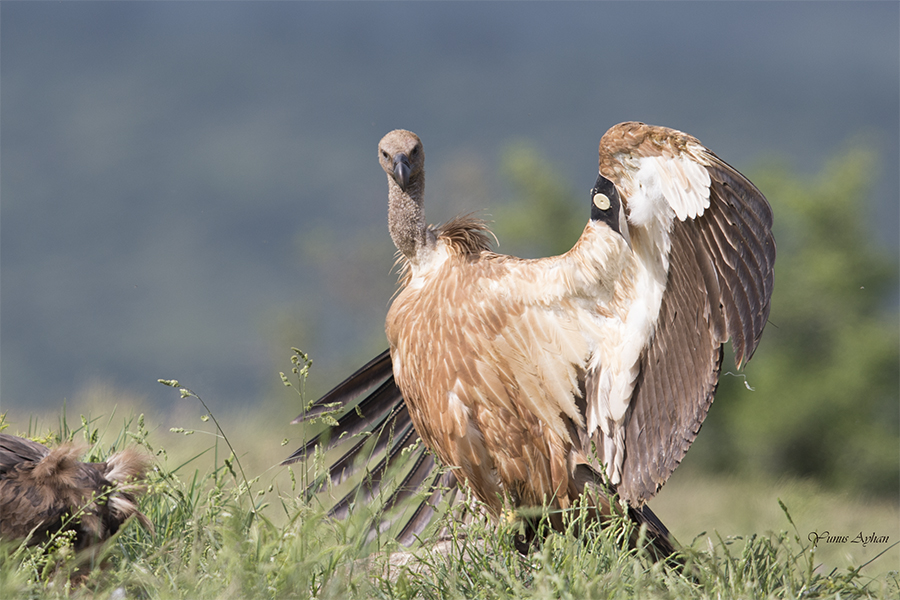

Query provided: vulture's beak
[393,153,411,191]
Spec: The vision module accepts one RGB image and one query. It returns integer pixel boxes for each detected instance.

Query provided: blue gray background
[2,2,897,415]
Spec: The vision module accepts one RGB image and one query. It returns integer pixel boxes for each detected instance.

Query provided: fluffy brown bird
[0,433,152,550]
[285,123,775,555]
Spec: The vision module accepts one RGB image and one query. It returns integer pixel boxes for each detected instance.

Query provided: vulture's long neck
[387,173,433,267]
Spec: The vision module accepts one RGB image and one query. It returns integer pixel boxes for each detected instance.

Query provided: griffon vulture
[284,122,775,555]
[0,433,152,550]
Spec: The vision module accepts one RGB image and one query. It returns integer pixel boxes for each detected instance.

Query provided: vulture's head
[378,129,424,192]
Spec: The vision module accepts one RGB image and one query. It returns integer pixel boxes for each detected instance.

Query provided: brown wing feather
[611,131,775,504]
[619,222,725,503]
[288,349,394,426]
[702,154,776,365]
[0,434,50,469]
[283,351,462,546]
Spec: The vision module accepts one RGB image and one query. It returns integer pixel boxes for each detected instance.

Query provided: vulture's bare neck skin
[387,172,435,267]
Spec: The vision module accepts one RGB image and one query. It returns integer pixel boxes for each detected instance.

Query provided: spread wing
[596,122,775,505]
[282,349,461,546]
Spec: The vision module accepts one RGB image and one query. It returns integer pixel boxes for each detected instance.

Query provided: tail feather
[573,463,678,561]
[628,503,677,560]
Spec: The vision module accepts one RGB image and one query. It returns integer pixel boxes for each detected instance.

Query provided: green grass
[0,384,896,599]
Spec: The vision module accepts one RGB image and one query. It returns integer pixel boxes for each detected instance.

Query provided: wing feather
[328,423,420,520]
[0,434,50,473]
[282,376,404,466]
[597,122,775,504]
[304,403,413,496]
[283,352,460,546]
[289,349,393,425]
[395,471,461,546]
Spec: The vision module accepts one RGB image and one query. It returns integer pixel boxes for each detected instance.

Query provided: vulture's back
[0,434,150,548]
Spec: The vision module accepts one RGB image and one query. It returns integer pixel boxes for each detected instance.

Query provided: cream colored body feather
[377,122,775,518]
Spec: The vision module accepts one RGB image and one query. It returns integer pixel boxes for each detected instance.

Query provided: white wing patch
[588,145,711,484]
[629,153,711,226]
[586,259,665,485]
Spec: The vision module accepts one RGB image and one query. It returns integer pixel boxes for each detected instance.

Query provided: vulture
[284,122,775,556]
[0,433,152,550]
